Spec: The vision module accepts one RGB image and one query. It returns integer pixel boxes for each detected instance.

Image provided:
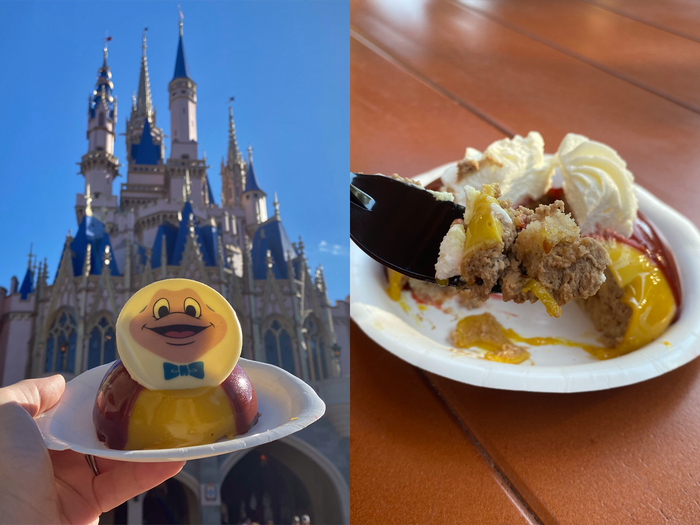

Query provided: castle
[0,17,349,525]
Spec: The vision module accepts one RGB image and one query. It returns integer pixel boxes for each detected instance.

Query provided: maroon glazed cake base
[93,360,259,450]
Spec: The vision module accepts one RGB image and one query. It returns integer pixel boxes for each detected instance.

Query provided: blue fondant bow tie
[163,361,205,380]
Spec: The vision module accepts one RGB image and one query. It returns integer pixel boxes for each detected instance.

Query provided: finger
[93,460,185,512]
[0,375,65,417]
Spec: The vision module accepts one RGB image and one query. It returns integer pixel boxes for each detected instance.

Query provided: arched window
[87,316,116,370]
[304,316,328,381]
[44,311,78,374]
[263,320,295,375]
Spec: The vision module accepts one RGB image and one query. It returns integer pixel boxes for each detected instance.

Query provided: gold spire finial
[248,144,253,163]
[103,32,110,66]
[85,184,93,217]
[227,104,241,162]
[135,28,152,118]
[178,5,184,37]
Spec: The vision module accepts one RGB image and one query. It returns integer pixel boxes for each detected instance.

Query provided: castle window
[87,316,117,370]
[304,316,327,381]
[44,311,78,374]
[264,320,295,375]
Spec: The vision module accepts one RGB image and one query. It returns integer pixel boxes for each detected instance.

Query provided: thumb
[0,375,65,417]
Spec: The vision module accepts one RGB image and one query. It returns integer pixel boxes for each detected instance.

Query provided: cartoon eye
[184,297,202,318]
[153,298,170,319]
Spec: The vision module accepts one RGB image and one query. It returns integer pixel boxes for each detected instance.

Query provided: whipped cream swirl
[555,133,637,238]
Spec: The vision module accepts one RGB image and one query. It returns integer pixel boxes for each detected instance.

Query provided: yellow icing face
[117,279,242,390]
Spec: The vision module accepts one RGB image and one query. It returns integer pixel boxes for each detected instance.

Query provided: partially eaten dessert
[435,183,610,317]
[386,132,680,361]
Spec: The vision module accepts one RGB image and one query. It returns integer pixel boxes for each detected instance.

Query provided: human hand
[0,375,186,524]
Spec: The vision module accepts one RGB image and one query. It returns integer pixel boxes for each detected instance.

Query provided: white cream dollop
[555,133,637,237]
[441,132,554,206]
[435,223,466,281]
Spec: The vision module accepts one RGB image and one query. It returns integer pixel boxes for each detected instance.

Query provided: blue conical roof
[205,174,216,205]
[70,216,119,276]
[251,219,298,279]
[172,35,191,80]
[90,60,115,120]
[244,159,264,193]
[19,267,34,299]
[151,222,178,269]
[168,202,217,267]
[131,118,161,165]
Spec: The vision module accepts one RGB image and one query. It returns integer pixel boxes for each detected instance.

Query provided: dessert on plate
[386,132,680,362]
[93,278,259,450]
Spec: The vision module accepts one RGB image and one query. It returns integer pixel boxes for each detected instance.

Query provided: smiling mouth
[146,324,210,339]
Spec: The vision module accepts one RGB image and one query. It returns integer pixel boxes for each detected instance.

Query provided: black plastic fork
[350,173,468,286]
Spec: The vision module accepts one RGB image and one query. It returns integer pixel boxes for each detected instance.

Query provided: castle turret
[169,14,198,161]
[121,31,167,210]
[221,106,246,208]
[77,41,119,224]
[243,146,267,231]
[126,31,164,162]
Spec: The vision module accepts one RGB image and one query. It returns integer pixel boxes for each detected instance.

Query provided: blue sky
[0,1,349,302]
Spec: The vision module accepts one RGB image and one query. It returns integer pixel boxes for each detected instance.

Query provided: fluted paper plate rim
[36,358,326,461]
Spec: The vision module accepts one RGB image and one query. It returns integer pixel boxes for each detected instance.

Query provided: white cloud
[319,240,346,256]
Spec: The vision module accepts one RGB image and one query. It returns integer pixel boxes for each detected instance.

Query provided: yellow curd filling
[386,268,404,301]
[127,386,236,450]
[452,313,530,364]
[522,279,562,318]
[589,242,676,360]
[452,312,602,364]
[462,184,503,260]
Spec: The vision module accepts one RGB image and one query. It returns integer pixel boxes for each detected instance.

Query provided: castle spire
[173,6,190,80]
[228,106,242,163]
[103,33,109,67]
[135,28,153,118]
[273,192,280,219]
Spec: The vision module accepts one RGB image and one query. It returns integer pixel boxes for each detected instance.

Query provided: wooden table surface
[350,1,700,523]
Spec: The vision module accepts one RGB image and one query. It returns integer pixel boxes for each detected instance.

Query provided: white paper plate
[36,358,326,462]
[351,163,700,393]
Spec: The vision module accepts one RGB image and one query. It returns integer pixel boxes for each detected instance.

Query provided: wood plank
[351,0,700,226]
[350,323,537,525]
[351,36,505,178]
[585,0,700,42]
[427,361,700,525]
[456,0,700,113]
[350,44,536,522]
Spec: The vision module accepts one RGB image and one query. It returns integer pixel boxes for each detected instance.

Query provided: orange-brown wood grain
[586,0,700,42]
[350,323,537,525]
[427,363,700,524]
[350,36,505,178]
[456,0,700,113]
[350,0,700,224]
